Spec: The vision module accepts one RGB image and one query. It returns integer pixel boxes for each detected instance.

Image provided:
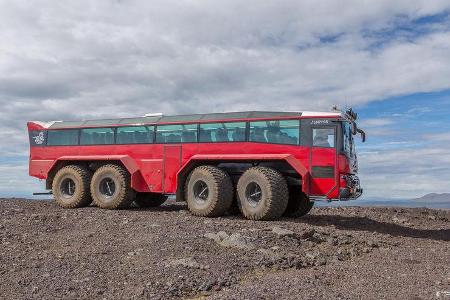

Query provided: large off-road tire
[185,165,233,217]
[134,192,168,208]
[284,185,314,217]
[90,164,135,209]
[236,167,288,221]
[52,165,92,208]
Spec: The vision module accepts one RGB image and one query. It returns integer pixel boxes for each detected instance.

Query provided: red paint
[28,114,361,200]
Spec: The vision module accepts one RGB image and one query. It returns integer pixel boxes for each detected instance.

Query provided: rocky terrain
[0,198,449,300]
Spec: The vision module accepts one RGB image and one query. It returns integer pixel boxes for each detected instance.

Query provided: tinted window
[116,126,154,144]
[342,122,352,154]
[156,124,198,143]
[47,129,79,146]
[199,122,246,142]
[249,120,299,145]
[80,128,115,145]
[313,128,335,148]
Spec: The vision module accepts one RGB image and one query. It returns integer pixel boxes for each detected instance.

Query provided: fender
[44,155,148,192]
[176,154,311,197]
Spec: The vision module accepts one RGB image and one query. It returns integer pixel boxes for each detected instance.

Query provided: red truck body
[28,110,363,202]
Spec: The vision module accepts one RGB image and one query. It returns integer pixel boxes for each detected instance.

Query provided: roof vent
[144,113,163,117]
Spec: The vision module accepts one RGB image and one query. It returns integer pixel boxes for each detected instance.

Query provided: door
[163,145,182,193]
[310,126,337,197]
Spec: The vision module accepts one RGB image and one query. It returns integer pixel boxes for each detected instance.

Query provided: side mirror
[357,128,366,143]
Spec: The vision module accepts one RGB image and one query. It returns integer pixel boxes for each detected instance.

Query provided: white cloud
[0,163,42,197]
[1,0,450,198]
[426,132,450,142]
[359,147,450,198]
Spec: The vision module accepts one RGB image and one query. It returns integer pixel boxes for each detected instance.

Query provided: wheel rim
[99,177,116,199]
[245,182,262,207]
[60,178,76,199]
[193,180,209,203]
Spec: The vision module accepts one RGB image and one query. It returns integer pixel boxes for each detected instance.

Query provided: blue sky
[355,90,450,198]
[1,1,450,199]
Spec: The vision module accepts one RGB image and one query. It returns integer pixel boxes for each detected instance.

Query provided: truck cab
[302,110,364,201]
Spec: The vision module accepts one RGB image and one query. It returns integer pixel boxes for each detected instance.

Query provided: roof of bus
[30,111,343,129]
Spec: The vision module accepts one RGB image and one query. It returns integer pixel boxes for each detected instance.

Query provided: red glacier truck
[28,109,365,220]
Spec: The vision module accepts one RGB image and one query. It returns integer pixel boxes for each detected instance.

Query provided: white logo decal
[33,132,45,145]
[311,119,330,125]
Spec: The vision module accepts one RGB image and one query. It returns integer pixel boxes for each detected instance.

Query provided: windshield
[342,122,355,156]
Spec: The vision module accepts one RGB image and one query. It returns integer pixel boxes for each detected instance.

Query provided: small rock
[221,233,255,250]
[217,231,229,240]
[271,226,294,237]
[305,251,318,260]
[327,237,338,246]
[199,280,215,291]
[204,232,221,241]
[367,240,379,248]
[301,229,316,239]
[315,257,327,266]
[362,247,371,253]
[167,257,209,270]
[257,248,279,258]
[205,231,255,250]
[339,239,350,245]
[392,216,409,224]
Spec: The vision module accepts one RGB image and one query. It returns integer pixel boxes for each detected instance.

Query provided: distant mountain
[413,193,450,203]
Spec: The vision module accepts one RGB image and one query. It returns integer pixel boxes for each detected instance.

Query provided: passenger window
[312,128,335,148]
[47,129,79,146]
[249,120,299,145]
[116,126,154,144]
[156,124,198,143]
[199,122,246,142]
[80,128,115,145]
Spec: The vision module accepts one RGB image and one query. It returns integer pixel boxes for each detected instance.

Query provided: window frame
[248,119,301,146]
[115,125,155,145]
[312,127,337,149]
[198,121,248,143]
[46,129,80,146]
[79,127,116,146]
[31,117,307,147]
[155,123,199,144]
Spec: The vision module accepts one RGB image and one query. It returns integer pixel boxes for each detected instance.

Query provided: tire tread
[91,164,134,209]
[52,165,92,209]
[237,166,289,220]
[185,165,233,217]
[284,186,314,217]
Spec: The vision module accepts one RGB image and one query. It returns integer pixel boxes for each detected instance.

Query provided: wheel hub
[193,180,209,202]
[99,177,116,198]
[245,182,262,207]
[60,178,76,198]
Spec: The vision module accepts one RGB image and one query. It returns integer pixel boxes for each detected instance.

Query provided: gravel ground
[0,198,449,300]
